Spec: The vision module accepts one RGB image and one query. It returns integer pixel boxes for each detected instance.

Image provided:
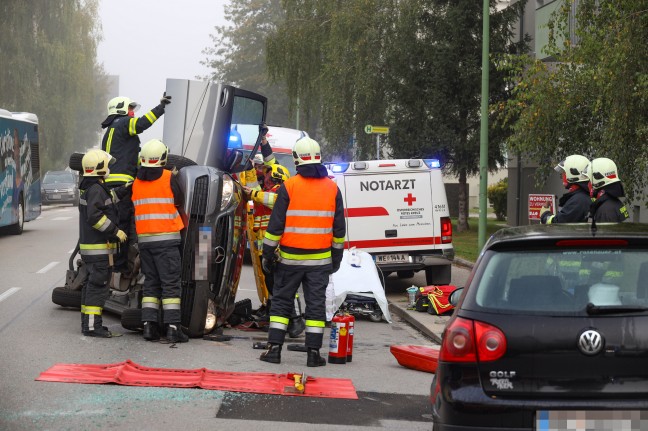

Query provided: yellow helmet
[292,137,321,166]
[107,96,140,116]
[82,149,114,177]
[269,164,290,183]
[139,139,168,168]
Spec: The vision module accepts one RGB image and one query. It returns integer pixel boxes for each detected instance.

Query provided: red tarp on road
[390,345,439,373]
[36,359,358,399]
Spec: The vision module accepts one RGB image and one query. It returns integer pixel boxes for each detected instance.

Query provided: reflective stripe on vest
[132,170,184,236]
[280,176,337,250]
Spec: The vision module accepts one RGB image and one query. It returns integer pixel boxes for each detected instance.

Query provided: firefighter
[586,157,629,222]
[100,93,172,272]
[540,155,592,224]
[260,137,346,367]
[78,149,129,337]
[132,139,188,343]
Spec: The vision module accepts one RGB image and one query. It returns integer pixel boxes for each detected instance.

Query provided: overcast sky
[97,0,229,139]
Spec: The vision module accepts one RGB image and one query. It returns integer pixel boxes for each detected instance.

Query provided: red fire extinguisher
[328,312,348,364]
[344,313,355,362]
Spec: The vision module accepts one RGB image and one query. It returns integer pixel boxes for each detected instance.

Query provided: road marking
[52,217,73,221]
[0,287,21,303]
[37,262,59,274]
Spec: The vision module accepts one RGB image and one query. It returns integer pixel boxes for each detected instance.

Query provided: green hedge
[487,178,508,221]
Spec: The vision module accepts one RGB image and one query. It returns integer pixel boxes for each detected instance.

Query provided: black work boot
[260,343,282,364]
[307,348,326,367]
[143,321,160,341]
[166,324,189,343]
[82,315,112,338]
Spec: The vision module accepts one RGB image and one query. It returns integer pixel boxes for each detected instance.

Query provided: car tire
[425,265,452,285]
[369,310,383,323]
[121,308,143,332]
[167,154,197,171]
[8,195,24,235]
[52,287,82,309]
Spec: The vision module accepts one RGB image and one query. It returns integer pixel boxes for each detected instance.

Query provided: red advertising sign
[528,194,556,221]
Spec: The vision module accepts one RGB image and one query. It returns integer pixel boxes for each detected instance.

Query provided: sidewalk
[386,259,474,344]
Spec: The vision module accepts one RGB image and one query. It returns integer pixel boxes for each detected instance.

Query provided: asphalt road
[0,204,469,430]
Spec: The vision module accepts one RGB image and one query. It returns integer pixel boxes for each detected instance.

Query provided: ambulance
[326,159,454,285]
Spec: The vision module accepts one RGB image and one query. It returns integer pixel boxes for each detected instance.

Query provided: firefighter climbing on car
[242,124,305,338]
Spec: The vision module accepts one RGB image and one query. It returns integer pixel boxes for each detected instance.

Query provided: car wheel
[167,154,197,170]
[51,287,82,308]
[425,265,452,285]
[369,310,383,323]
[8,196,24,235]
[121,308,143,332]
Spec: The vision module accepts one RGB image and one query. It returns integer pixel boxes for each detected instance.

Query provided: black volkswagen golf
[431,223,648,431]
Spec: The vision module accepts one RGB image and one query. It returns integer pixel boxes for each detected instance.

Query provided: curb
[388,303,443,345]
[453,257,474,270]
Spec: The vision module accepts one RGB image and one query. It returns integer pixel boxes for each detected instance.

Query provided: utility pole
[478,0,490,251]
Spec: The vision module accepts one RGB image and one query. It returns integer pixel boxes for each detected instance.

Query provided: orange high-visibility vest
[132,169,184,237]
[280,175,337,249]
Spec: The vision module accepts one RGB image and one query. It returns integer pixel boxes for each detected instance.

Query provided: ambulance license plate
[50,194,61,200]
[375,253,409,263]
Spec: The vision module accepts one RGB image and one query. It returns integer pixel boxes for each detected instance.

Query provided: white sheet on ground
[326,249,392,323]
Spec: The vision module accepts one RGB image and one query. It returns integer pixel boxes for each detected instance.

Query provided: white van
[326,159,454,285]
[234,124,308,175]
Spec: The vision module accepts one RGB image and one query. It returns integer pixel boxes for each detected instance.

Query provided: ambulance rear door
[339,160,439,260]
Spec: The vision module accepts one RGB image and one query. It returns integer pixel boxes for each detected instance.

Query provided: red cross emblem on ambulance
[404,193,416,206]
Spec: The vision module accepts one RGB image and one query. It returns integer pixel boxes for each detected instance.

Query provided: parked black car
[41,170,79,205]
[431,223,648,431]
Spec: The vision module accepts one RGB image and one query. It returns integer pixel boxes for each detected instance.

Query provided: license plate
[536,410,648,431]
[50,194,61,200]
[375,253,409,263]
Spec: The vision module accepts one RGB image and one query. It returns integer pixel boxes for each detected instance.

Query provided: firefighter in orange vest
[260,137,346,367]
[132,139,188,343]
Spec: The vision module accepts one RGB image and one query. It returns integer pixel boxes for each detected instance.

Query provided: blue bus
[0,109,41,234]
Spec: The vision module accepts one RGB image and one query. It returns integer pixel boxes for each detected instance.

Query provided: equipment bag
[426,285,457,315]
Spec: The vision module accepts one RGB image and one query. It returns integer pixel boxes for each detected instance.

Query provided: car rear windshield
[44,172,75,184]
[472,249,648,315]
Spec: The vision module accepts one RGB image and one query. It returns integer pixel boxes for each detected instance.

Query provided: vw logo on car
[578,329,604,355]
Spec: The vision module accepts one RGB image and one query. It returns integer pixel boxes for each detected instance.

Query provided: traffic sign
[364,125,389,135]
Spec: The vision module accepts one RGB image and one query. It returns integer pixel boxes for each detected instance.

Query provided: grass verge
[452,217,508,263]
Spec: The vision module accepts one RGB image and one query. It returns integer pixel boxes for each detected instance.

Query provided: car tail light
[474,321,506,362]
[440,317,506,363]
[441,217,452,243]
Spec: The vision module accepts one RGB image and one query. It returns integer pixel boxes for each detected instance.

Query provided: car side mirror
[226,149,247,174]
[449,287,464,306]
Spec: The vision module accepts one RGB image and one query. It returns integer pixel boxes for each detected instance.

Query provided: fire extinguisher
[328,312,348,364]
[345,313,355,362]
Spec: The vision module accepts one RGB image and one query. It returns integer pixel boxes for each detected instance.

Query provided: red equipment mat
[389,345,439,373]
[36,359,357,399]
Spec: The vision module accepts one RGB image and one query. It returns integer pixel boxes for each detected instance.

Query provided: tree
[266,0,527,231]
[201,0,296,128]
[385,0,528,232]
[0,1,107,171]
[498,0,648,202]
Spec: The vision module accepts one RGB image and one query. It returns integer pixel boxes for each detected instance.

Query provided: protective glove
[259,122,269,137]
[160,92,172,105]
[539,204,551,220]
[115,229,128,243]
[262,257,275,274]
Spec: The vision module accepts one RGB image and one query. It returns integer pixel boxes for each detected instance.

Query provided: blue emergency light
[424,159,441,168]
[329,162,350,173]
[228,126,242,149]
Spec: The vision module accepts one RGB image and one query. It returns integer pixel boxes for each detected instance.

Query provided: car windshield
[44,172,75,184]
[472,248,648,315]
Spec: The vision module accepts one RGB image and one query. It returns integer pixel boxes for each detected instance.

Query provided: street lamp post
[478,0,490,251]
